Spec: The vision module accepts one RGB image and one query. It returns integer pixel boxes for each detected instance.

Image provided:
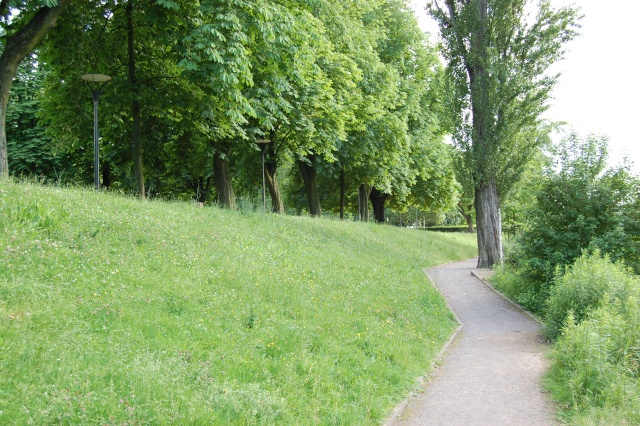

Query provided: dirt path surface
[388,258,557,426]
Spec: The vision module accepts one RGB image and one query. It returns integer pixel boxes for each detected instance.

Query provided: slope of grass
[0,180,477,425]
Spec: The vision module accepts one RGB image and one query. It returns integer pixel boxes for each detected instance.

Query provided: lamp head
[81,74,111,83]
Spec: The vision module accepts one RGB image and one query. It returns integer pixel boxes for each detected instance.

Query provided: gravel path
[388,258,557,426]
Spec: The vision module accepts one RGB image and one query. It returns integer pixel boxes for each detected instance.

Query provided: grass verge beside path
[0,180,477,425]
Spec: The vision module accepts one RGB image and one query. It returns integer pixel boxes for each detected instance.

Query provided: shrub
[544,251,638,340]
[491,264,549,314]
[518,133,640,281]
[547,298,640,424]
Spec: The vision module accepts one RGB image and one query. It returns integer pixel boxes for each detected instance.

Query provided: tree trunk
[260,141,283,213]
[370,186,389,223]
[464,213,474,233]
[475,180,503,268]
[214,152,235,208]
[339,168,345,220]
[358,184,371,222]
[298,155,321,217]
[264,165,284,214]
[102,161,111,189]
[0,2,70,177]
[126,0,145,199]
[457,202,475,233]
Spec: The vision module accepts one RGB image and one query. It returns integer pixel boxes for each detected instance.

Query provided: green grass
[0,180,477,425]
[489,265,549,315]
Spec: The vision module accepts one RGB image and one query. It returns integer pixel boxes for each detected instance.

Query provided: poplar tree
[428,0,580,267]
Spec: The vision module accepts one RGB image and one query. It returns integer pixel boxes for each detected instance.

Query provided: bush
[423,226,472,233]
[491,265,549,314]
[547,298,640,424]
[545,253,640,424]
[544,251,638,340]
[518,133,640,281]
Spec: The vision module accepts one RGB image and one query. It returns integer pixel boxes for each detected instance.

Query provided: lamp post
[81,73,111,190]
[255,138,271,211]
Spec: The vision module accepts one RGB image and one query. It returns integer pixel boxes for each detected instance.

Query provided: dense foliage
[543,251,638,340]
[545,253,640,424]
[490,131,640,424]
[2,0,458,222]
[6,55,72,179]
[519,133,640,280]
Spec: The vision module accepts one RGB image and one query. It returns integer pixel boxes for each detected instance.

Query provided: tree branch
[0,1,71,75]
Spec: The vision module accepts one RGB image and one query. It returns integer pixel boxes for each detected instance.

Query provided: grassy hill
[0,180,476,425]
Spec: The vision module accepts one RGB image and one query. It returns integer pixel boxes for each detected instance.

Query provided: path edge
[382,264,465,426]
[470,270,543,325]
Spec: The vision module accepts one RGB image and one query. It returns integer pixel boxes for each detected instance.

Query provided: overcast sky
[409,0,640,173]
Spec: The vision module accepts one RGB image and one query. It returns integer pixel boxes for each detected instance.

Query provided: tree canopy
[5,0,460,223]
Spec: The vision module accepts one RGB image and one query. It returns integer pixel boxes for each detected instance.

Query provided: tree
[313,0,448,223]
[6,54,72,179]
[254,1,357,216]
[175,0,348,213]
[125,0,144,198]
[500,126,554,240]
[520,133,640,279]
[41,1,207,198]
[0,0,72,177]
[428,0,580,267]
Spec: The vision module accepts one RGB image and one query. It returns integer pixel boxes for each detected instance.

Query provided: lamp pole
[81,73,111,190]
[255,139,271,211]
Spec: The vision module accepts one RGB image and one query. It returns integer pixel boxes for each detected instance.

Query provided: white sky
[409,0,640,173]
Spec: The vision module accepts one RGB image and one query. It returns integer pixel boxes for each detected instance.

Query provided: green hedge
[423,226,474,233]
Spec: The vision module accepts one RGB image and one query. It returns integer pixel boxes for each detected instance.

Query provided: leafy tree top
[428,0,581,193]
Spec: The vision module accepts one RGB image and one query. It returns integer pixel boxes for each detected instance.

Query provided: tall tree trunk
[298,155,321,217]
[339,167,345,220]
[262,141,284,214]
[369,186,389,223]
[464,212,474,233]
[214,151,235,208]
[102,161,111,189]
[264,163,284,214]
[457,202,475,233]
[0,2,70,177]
[470,0,502,267]
[126,0,145,199]
[358,184,371,222]
[475,180,503,268]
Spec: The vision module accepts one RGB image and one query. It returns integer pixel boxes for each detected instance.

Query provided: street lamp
[81,73,111,190]
[255,138,271,211]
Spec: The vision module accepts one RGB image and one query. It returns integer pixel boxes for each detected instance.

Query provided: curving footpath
[388,258,557,426]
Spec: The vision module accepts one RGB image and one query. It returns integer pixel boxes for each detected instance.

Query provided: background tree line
[9,0,621,274]
[2,0,460,224]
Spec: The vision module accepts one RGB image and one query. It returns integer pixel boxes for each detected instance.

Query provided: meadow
[0,180,477,425]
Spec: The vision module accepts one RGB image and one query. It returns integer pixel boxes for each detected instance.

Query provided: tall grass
[543,253,640,425]
[0,180,477,425]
